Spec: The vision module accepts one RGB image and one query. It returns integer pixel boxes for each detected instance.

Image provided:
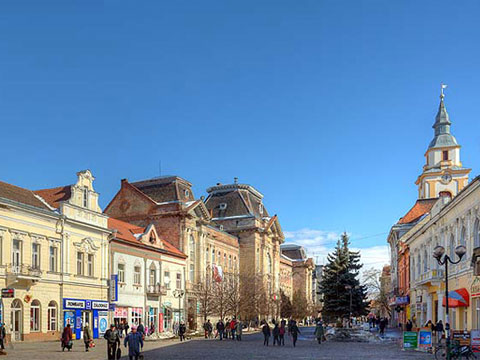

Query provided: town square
[1,1,480,359]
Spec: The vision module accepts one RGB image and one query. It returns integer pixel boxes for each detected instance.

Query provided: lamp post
[173,289,185,324]
[345,285,358,328]
[433,244,466,360]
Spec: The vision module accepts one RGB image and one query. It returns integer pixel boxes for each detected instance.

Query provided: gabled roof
[398,198,438,225]
[0,180,52,210]
[34,185,72,209]
[108,217,186,258]
[130,176,194,203]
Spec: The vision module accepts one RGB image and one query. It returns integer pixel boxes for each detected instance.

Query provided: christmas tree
[319,232,368,323]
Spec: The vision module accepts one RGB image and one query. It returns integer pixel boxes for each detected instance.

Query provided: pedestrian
[379,318,386,336]
[230,317,237,340]
[207,320,213,338]
[137,320,145,339]
[314,321,324,344]
[279,321,286,346]
[216,319,225,340]
[123,319,130,337]
[262,321,271,346]
[149,321,155,336]
[104,324,121,360]
[61,323,73,352]
[173,321,179,336]
[436,320,444,344]
[124,326,143,360]
[83,323,93,352]
[225,319,231,339]
[406,319,413,331]
[236,320,243,341]
[272,322,280,346]
[290,320,301,347]
[178,322,186,341]
[203,321,209,339]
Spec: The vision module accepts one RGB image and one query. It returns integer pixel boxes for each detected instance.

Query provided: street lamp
[345,285,358,328]
[433,244,466,360]
[173,289,185,324]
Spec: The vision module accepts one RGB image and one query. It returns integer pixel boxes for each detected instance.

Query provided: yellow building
[0,170,110,342]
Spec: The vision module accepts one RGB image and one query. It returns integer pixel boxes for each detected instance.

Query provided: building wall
[279,259,293,300]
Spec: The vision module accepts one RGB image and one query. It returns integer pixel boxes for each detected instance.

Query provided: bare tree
[363,268,391,317]
[196,275,215,323]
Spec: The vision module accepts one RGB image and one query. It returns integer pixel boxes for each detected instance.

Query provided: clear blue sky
[2,1,480,268]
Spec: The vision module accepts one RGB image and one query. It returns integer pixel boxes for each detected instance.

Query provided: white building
[108,218,187,334]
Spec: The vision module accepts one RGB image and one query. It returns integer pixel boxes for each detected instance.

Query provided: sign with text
[1,288,14,298]
[403,331,418,350]
[453,330,471,346]
[109,275,118,302]
[471,329,480,352]
[418,329,432,351]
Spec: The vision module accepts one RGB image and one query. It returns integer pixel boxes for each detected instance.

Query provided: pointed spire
[428,84,457,149]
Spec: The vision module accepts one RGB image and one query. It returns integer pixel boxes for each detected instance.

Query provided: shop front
[63,298,109,339]
[443,288,470,330]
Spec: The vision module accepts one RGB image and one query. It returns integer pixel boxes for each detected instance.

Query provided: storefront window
[148,307,157,334]
[30,300,41,332]
[47,301,57,331]
[131,308,142,326]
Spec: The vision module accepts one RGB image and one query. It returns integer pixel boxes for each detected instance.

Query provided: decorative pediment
[73,237,100,254]
[141,224,163,249]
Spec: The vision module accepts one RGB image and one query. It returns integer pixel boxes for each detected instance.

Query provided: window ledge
[74,274,97,280]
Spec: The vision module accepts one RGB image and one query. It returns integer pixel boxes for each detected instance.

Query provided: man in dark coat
[137,320,145,338]
[272,322,280,346]
[124,326,143,360]
[178,322,186,341]
[83,323,93,352]
[262,321,271,346]
[290,320,301,347]
[104,324,121,360]
[216,320,225,340]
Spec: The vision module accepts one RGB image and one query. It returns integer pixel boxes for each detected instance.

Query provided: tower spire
[428,84,456,149]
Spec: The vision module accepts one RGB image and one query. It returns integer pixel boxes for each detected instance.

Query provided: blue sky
[2,0,480,269]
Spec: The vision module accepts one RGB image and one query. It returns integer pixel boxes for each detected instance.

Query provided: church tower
[415,86,470,199]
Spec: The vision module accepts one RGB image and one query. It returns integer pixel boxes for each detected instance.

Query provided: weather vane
[441,83,448,98]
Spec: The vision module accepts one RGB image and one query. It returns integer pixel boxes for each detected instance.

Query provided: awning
[442,288,470,307]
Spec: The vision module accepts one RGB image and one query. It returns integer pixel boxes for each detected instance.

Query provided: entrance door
[11,299,22,341]
[80,311,91,339]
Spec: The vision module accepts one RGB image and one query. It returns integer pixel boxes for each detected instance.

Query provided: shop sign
[109,275,118,302]
[471,277,480,298]
[92,301,109,310]
[64,299,85,309]
[396,296,409,305]
[1,288,14,298]
[98,311,108,336]
[471,329,480,352]
[403,331,418,349]
[63,298,108,310]
[418,330,432,351]
[114,307,128,318]
[452,330,471,346]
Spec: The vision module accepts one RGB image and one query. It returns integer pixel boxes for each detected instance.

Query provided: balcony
[415,269,444,286]
[6,264,42,284]
[146,283,167,297]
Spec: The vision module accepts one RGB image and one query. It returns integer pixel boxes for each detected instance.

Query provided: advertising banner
[418,329,432,351]
[471,329,480,352]
[403,331,418,350]
[453,330,471,346]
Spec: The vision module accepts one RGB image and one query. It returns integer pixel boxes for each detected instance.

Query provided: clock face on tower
[441,173,452,185]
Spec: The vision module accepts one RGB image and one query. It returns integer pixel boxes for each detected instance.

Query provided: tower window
[443,151,449,161]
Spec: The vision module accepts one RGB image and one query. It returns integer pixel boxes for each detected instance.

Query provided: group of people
[60,320,146,360]
[261,319,307,347]
[209,317,243,341]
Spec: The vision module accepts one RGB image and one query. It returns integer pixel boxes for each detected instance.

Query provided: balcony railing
[146,283,167,296]
[415,269,444,285]
[6,264,43,278]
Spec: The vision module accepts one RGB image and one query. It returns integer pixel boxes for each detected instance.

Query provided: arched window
[223,253,227,269]
[423,249,428,272]
[212,249,215,264]
[411,258,415,280]
[234,257,237,273]
[267,253,272,274]
[417,253,421,277]
[450,234,456,258]
[229,255,232,270]
[47,301,57,331]
[460,226,467,261]
[189,236,195,282]
[149,263,157,286]
[256,248,260,272]
[206,247,209,264]
[475,219,480,248]
[30,300,41,332]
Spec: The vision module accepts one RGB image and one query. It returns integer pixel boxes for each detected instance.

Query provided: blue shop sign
[63,298,109,310]
[396,296,410,305]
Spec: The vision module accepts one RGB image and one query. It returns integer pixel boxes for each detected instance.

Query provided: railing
[6,264,42,278]
[146,283,167,296]
[415,269,444,285]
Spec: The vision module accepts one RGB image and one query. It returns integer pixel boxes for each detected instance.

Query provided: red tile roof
[0,180,51,210]
[108,218,186,258]
[398,198,438,224]
[34,186,72,208]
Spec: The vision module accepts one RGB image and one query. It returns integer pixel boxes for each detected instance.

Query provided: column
[426,293,433,322]
[437,292,445,323]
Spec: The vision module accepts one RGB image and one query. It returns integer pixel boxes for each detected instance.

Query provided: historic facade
[104,176,239,329]
[0,170,110,342]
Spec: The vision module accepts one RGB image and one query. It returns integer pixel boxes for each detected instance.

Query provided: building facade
[280,244,315,304]
[0,170,110,342]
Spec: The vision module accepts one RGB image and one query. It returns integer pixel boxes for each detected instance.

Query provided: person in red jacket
[230,318,237,340]
[61,324,73,351]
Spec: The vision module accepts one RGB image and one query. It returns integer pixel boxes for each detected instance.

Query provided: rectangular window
[87,254,94,276]
[443,150,449,161]
[189,264,194,282]
[77,252,84,275]
[176,273,181,290]
[118,263,125,283]
[48,305,57,331]
[83,187,88,207]
[49,246,58,272]
[12,239,21,271]
[32,243,40,269]
[134,266,141,285]
[149,269,156,286]
[164,271,170,289]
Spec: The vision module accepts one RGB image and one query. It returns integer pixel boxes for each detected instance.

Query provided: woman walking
[61,324,73,352]
[83,323,93,352]
[314,321,324,344]
[290,320,301,347]
[262,321,271,346]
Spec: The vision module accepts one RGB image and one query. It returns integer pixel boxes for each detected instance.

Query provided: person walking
[272,322,280,346]
[83,323,93,352]
[216,319,225,340]
[230,318,237,340]
[61,323,73,352]
[178,322,186,341]
[290,320,301,347]
[104,324,121,360]
[123,320,130,337]
[0,323,6,351]
[379,318,386,336]
[137,320,145,339]
[207,320,213,339]
[124,326,143,360]
[203,321,209,339]
[406,319,413,331]
[314,321,324,344]
[262,321,271,346]
[279,322,286,346]
[236,320,243,341]
[436,320,444,344]
[225,319,231,340]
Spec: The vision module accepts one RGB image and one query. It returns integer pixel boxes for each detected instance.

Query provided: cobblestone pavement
[5,327,434,359]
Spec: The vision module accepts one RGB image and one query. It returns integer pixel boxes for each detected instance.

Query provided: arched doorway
[11,299,22,341]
